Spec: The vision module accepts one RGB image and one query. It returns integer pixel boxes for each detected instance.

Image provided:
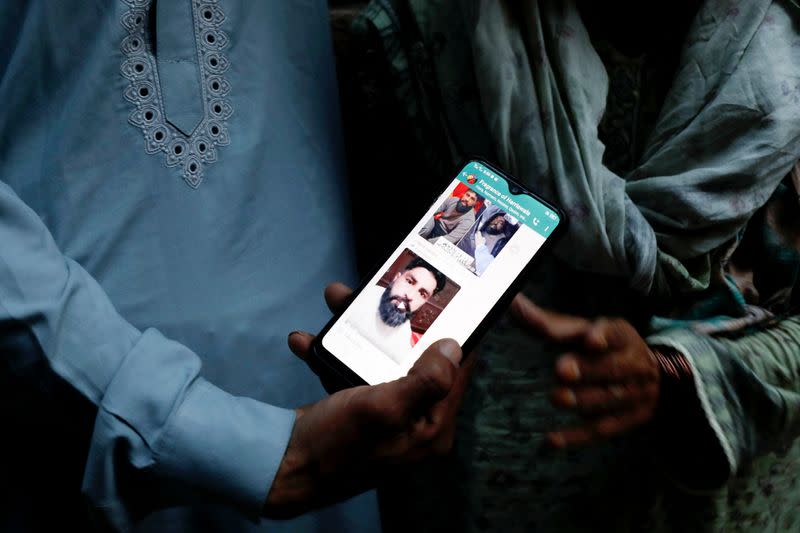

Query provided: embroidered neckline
[120,0,232,188]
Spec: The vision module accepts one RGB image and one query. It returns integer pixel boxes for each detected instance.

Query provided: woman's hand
[511,293,660,448]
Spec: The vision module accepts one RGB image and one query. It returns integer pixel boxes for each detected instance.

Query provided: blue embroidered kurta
[0,1,379,531]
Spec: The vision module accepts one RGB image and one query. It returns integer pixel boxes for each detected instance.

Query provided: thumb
[361,339,462,430]
[392,339,462,421]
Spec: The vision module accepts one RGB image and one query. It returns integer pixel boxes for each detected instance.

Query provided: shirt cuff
[83,328,296,529]
[647,329,734,491]
[155,377,297,518]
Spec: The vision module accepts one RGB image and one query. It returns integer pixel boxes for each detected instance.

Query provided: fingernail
[589,328,608,351]
[557,356,581,381]
[288,331,310,342]
[547,432,566,449]
[595,335,608,351]
[438,339,462,367]
[564,389,577,407]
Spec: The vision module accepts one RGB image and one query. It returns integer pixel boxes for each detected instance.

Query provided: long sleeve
[0,179,296,530]
[420,200,450,238]
[646,316,800,490]
[442,215,473,244]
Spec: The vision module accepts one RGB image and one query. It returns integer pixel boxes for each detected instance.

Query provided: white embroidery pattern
[120,0,232,188]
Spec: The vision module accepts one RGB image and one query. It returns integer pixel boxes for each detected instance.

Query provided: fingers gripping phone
[310,159,566,390]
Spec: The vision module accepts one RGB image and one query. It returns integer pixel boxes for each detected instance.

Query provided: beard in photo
[378,285,412,327]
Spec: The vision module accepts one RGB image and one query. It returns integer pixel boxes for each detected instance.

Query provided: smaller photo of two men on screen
[419,183,521,276]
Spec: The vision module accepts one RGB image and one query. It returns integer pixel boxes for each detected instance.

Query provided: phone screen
[322,161,561,385]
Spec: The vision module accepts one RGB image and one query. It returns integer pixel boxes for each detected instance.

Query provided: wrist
[263,408,315,518]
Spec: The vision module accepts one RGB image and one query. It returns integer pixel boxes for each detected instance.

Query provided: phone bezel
[308,157,568,391]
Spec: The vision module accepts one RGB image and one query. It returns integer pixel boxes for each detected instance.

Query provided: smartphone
[309,158,566,389]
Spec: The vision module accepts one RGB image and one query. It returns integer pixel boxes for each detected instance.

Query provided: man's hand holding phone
[265,160,560,517]
[264,283,474,519]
